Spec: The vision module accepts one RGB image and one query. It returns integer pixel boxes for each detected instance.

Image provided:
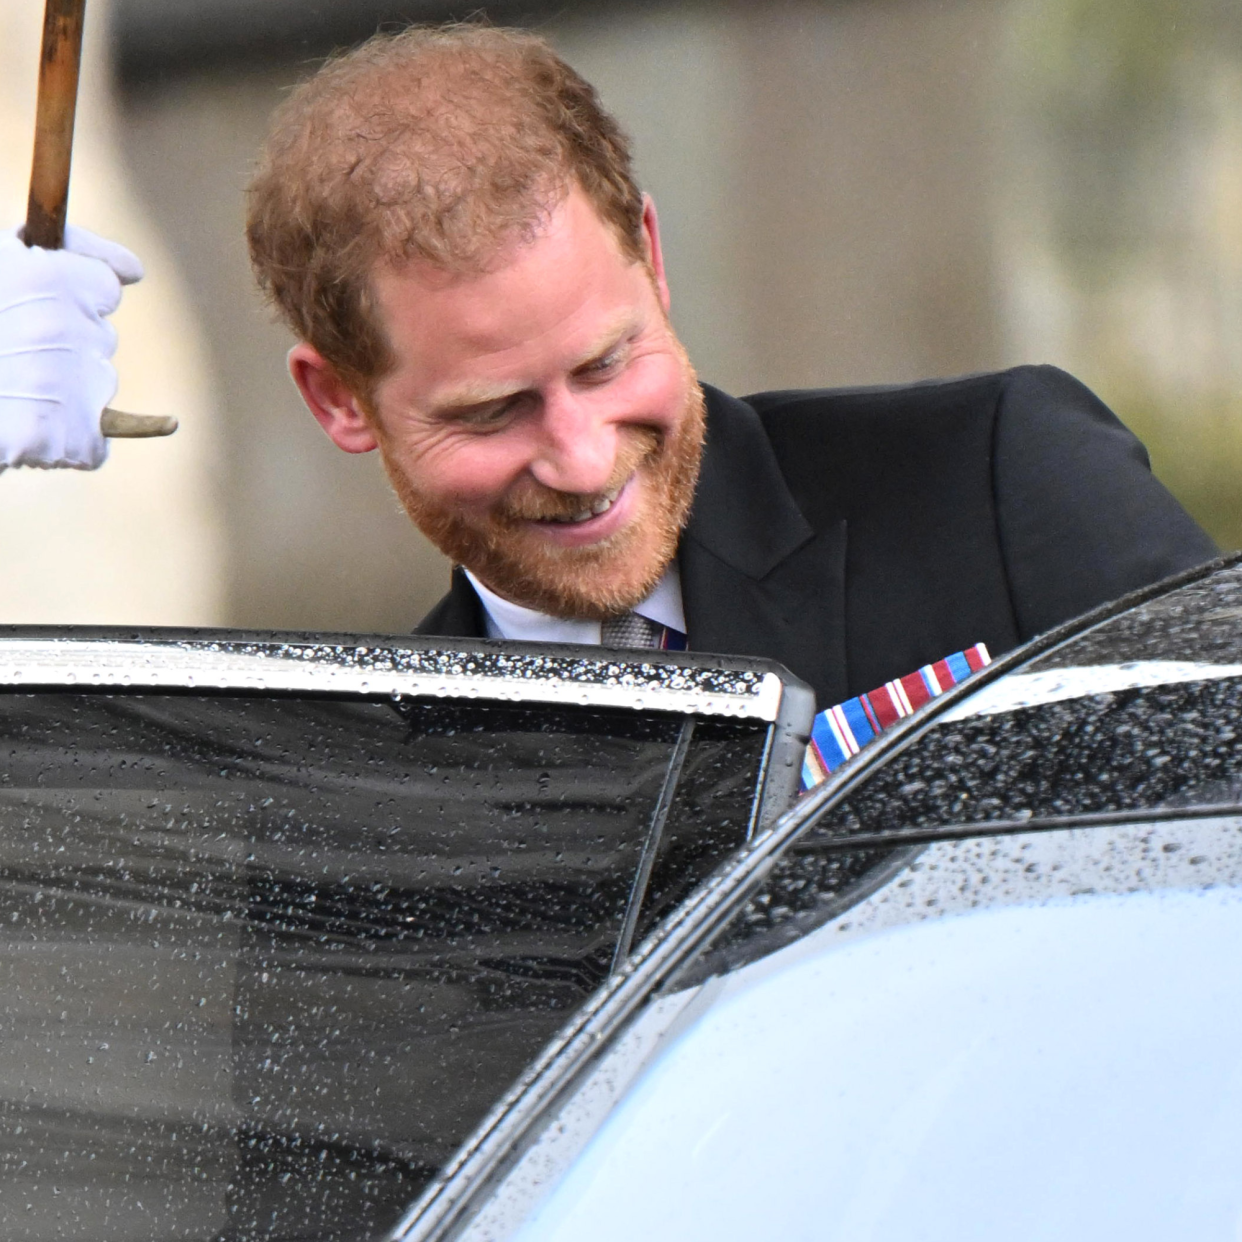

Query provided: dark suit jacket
[417,366,1217,710]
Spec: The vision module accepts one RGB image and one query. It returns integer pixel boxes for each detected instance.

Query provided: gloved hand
[0,224,144,471]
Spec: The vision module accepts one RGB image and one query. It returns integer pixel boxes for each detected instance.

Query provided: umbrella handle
[24,0,180,443]
[25,0,86,251]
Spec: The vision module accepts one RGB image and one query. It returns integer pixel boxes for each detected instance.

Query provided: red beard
[381,369,706,620]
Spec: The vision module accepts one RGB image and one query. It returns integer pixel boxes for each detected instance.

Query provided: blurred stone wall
[998,0,1242,549]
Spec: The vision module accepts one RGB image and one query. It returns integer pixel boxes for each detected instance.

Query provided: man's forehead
[368,187,655,405]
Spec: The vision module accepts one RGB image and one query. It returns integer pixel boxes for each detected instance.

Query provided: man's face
[309,188,704,620]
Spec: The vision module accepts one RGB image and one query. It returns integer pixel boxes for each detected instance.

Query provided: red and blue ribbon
[801,643,992,790]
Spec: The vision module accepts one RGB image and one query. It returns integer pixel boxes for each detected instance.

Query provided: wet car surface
[393,553,1242,1242]
[6,555,1242,1240]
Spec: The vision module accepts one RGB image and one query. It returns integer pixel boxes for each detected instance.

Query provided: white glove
[0,224,144,471]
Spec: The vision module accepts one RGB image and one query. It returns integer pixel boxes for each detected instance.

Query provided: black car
[5,554,1242,1240]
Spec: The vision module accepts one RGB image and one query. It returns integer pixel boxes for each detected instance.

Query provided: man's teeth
[549,490,619,524]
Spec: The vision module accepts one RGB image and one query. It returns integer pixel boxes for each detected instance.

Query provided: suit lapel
[680,386,848,708]
[414,565,488,638]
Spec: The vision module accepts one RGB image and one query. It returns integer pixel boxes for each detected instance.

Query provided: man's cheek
[408,455,524,512]
[618,355,687,420]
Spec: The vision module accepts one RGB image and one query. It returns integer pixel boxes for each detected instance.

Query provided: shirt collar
[465,563,685,644]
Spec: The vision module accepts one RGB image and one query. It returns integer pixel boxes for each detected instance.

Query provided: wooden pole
[23,0,177,440]
[25,0,86,251]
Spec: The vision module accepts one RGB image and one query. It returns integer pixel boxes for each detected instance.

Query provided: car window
[0,683,778,1241]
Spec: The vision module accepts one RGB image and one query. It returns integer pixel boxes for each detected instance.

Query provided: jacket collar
[414,564,488,638]
[679,385,847,707]
[683,385,814,577]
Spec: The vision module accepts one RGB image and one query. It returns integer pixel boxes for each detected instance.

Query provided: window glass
[0,690,767,1241]
[632,719,770,947]
[1025,562,1242,670]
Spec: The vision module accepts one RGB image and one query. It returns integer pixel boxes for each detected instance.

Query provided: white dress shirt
[465,563,686,645]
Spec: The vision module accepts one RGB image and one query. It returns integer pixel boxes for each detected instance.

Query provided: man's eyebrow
[568,317,638,371]
[429,380,525,417]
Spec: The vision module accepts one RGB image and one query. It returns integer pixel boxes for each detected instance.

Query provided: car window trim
[801,800,1242,854]
[0,633,789,722]
[611,721,697,972]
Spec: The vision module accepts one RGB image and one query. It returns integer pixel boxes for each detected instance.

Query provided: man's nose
[528,390,619,495]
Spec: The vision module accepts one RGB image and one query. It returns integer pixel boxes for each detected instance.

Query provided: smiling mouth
[540,482,624,525]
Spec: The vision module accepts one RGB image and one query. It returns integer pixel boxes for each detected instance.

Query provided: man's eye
[583,349,626,378]
[459,401,516,429]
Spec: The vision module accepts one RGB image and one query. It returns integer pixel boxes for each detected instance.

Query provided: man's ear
[639,193,671,314]
[288,343,379,454]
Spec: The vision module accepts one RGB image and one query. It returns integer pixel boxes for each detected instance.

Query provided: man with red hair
[247,24,1215,710]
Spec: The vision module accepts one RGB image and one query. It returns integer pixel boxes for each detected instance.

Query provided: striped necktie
[600,612,687,651]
